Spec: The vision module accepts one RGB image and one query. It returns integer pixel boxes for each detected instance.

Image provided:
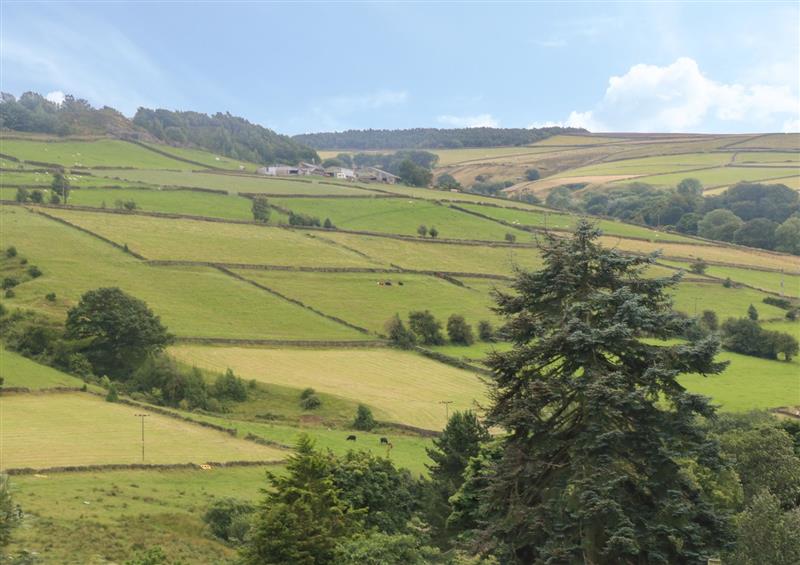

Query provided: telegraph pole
[134,414,149,462]
[439,400,454,422]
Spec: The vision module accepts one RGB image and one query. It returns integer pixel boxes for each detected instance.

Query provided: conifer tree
[480,221,732,563]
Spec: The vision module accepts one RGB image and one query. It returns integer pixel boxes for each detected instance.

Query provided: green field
[0,346,86,389]
[41,207,380,267]
[66,187,267,221]
[626,166,799,187]
[733,151,800,165]
[430,146,559,166]
[0,208,368,340]
[670,282,787,320]
[663,260,800,298]
[140,142,258,171]
[96,168,376,195]
[454,203,703,243]
[234,270,499,333]
[0,139,193,169]
[170,345,487,430]
[1,171,151,190]
[319,230,543,275]
[678,351,800,411]
[271,197,526,240]
[557,153,734,178]
[0,393,286,469]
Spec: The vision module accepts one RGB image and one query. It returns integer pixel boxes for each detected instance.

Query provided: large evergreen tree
[479,221,732,563]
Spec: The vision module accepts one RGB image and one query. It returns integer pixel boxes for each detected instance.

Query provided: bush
[417,225,427,237]
[689,260,707,275]
[525,168,541,181]
[4,289,14,299]
[204,498,255,542]
[29,190,44,204]
[764,296,792,310]
[787,309,798,321]
[49,193,61,205]
[353,404,376,431]
[27,266,42,279]
[251,196,270,223]
[300,394,321,410]
[45,292,56,302]
[722,317,799,361]
[300,387,316,400]
[723,277,733,288]
[385,314,415,348]
[447,314,475,345]
[2,278,19,290]
[5,247,17,258]
[323,217,334,229]
[288,212,321,227]
[478,320,494,342]
[15,188,29,202]
[428,226,438,239]
[213,369,248,402]
[504,232,516,243]
[105,383,119,402]
[747,304,759,321]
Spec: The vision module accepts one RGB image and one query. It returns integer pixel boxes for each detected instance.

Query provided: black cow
[379,437,389,445]
[346,435,357,441]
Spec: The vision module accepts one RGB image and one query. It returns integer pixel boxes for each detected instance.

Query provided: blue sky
[2,2,799,134]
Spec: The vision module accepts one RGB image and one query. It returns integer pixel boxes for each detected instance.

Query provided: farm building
[356,167,399,184]
[299,162,326,176]
[325,166,356,180]
[257,164,300,176]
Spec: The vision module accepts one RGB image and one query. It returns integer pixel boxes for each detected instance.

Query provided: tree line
[546,179,800,254]
[292,126,585,150]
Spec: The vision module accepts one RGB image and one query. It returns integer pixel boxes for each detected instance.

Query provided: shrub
[251,196,270,223]
[288,212,321,227]
[323,217,334,229]
[417,224,427,238]
[723,277,733,288]
[27,266,42,279]
[68,353,94,378]
[384,314,415,349]
[689,260,707,275]
[49,193,61,205]
[787,309,798,321]
[722,317,799,361]
[4,289,14,299]
[300,394,321,410]
[14,188,29,202]
[5,247,16,258]
[447,314,475,345]
[764,296,792,310]
[428,226,439,239]
[353,404,376,431]
[213,369,248,402]
[105,383,119,402]
[747,304,758,321]
[2,278,19,290]
[300,387,316,400]
[204,498,255,542]
[700,310,719,332]
[478,320,494,342]
[45,292,56,302]
[525,168,541,181]
[29,190,44,204]
[504,232,517,243]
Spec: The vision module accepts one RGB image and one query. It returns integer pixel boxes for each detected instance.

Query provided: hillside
[1,132,798,562]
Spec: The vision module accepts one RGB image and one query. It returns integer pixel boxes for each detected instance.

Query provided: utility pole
[439,400,454,422]
[134,414,149,462]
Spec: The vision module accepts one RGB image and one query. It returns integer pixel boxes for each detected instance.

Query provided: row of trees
[0,91,131,136]
[385,311,493,347]
[547,179,800,254]
[13,171,71,205]
[292,126,584,150]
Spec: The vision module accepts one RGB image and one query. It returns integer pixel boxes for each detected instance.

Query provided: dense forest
[0,91,133,136]
[292,126,585,150]
[133,108,318,165]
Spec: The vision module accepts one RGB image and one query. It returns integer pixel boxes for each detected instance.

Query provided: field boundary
[174,336,387,347]
[123,139,225,170]
[4,459,283,476]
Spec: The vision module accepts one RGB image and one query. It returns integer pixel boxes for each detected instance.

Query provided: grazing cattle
[379,437,389,444]
[346,435,357,441]
[398,281,404,286]
[384,281,392,286]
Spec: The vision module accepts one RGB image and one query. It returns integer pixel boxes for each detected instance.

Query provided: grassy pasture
[662,260,800,298]
[234,270,499,333]
[430,146,559,166]
[0,393,285,469]
[0,208,368,340]
[40,208,380,268]
[1,171,151,190]
[678,351,799,411]
[670,282,787,320]
[597,235,800,271]
[7,466,270,563]
[531,134,628,146]
[454,203,703,243]
[0,139,192,169]
[96,169,375,195]
[0,346,86,389]
[271,197,523,240]
[732,151,800,165]
[169,345,487,430]
[318,230,543,275]
[65,187,269,221]
[140,142,258,171]
[761,320,800,339]
[625,166,799,187]
[556,153,733,178]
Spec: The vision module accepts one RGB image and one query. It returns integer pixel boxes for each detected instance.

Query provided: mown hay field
[0,139,192,169]
[554,152,734,178]
[430,146,560,166]
[235,270,499,333]
[531,134,629,146]
[670,282,787,320]
[1,208,369,340]
[169,345,488,430]
[95,169,376,195]
[40,208,380,267]
[271,197,525,241]
[0,393,286,469]
[317,230,543,274]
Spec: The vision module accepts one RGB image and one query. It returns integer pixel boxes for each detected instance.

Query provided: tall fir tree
[480,221,732,563]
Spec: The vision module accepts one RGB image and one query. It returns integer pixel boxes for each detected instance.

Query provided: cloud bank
[437,113,499,128]
[550,57,800,132]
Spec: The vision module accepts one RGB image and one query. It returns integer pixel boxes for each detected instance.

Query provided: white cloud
[557,57,800,132]
[784,118,800,133]
[45,90,65,105]
[437,113,499,128]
